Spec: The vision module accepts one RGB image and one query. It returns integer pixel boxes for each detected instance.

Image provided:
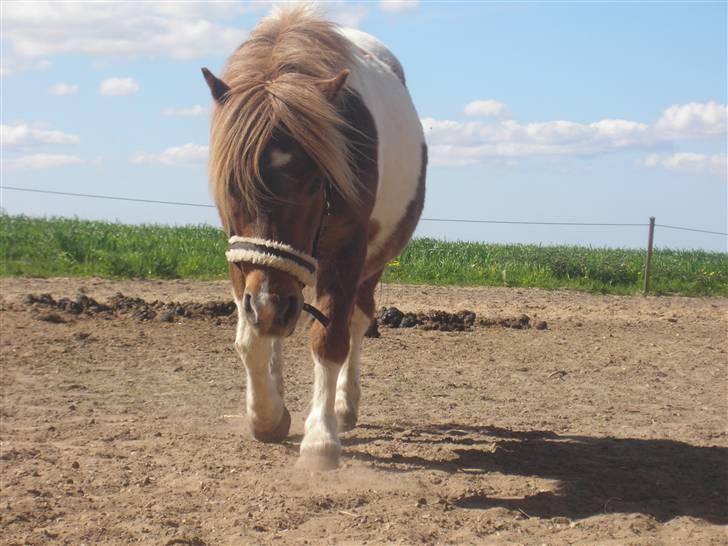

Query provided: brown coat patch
[308,89,379,362]
[362,143,427,280]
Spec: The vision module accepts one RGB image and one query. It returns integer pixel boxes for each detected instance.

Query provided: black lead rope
[302,303,330,327]
[302,182,335,328]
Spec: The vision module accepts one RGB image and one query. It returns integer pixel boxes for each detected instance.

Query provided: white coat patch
[339,27,426,267]
[270,148,292,168]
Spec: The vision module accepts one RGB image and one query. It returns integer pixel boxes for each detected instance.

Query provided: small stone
[535,321,548,330]
[71,461,80,470]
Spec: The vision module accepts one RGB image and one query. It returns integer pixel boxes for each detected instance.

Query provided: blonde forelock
[208,6,359,230]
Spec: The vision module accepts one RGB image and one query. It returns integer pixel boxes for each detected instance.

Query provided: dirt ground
[1,277,726,545]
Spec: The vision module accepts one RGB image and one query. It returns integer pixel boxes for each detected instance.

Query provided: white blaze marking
[270,148,292,168]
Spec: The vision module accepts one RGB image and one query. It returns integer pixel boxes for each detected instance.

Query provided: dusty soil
[1,278,726,545]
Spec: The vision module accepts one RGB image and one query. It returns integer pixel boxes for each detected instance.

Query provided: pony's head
[203,18,357,337]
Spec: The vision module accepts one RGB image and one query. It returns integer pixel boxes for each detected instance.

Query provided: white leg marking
[270,340,284,399]
[335,306,369,432]
[270,148,292,168]
[234,298,287,439]
[299,353,342,470]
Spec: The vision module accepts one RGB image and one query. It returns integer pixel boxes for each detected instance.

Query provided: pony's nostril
[281,295,298,325]
[243,293,257,323]
[274,294,290,320]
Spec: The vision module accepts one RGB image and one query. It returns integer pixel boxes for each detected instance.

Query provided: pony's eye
[308,175,324,194]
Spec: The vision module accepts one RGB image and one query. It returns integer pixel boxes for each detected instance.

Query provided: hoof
[335,400,358,433]
[250,406,291,443]
[297,442,341,471]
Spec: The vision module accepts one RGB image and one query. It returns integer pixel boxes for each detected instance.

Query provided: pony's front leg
[234,308,290,443]
[299,356,343,470]
[298,309,350,470]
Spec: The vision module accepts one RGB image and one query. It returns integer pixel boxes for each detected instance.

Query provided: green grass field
[2,215,726,296]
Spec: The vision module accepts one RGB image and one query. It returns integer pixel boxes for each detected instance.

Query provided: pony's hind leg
[234,300,290,443]
[335,271,382,432]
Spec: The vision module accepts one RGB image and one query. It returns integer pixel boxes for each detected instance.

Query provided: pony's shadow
[343,423,727,524]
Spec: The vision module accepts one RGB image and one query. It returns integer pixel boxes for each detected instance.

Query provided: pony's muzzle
[243,289,303,337]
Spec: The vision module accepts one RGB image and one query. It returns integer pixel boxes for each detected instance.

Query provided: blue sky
[1,0,726,250]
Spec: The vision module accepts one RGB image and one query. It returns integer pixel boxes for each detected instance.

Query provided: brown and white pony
[203,6,426,470]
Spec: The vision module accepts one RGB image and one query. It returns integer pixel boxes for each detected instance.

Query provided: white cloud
[48,82,79,95]
[0,56,51,77]
[0,1,379,74]
[1,123,80,147]
[422,117,652,165]
[1,1,248,63]
[161,105,207,117]
[654,101,727,140]
[130,143,209,165]
[464,100,508,118]
[379,0,420,13]
[99,77,139,96]
[4,154,84,170]
[645,153,727,177]
[423,101,726,166]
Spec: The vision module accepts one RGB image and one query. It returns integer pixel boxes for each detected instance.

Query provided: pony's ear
[201,67,230,103]
[318,69,350,101]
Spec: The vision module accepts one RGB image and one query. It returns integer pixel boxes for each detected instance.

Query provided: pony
[202,6,426,470]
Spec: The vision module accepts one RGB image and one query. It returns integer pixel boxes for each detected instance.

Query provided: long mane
[209,6,359,226]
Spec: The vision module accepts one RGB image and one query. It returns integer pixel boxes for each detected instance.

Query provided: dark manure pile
[375,306,547,333]
[24,293,236,323]
[22,294,547,332]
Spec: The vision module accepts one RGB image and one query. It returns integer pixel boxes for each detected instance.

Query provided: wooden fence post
[643,216,656,294]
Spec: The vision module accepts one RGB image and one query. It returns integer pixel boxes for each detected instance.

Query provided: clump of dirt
[480,314,531,329]
[36,312,67,324]
[419,309,476,331]
[24,292,236,322]
[377,306,536,332]
[26,293,113,315]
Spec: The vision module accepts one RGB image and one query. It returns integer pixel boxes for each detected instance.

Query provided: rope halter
[226,236,317,287]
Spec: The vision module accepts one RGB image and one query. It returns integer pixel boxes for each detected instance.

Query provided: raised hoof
[250,407,291,443]
[297,443,341,471]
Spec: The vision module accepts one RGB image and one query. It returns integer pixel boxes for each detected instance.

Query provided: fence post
[643,216,656,294]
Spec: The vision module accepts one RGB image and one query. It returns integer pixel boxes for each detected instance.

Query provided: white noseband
[225,236,318,287]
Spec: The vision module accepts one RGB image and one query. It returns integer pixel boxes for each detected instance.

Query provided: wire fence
[2,185,727,236]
